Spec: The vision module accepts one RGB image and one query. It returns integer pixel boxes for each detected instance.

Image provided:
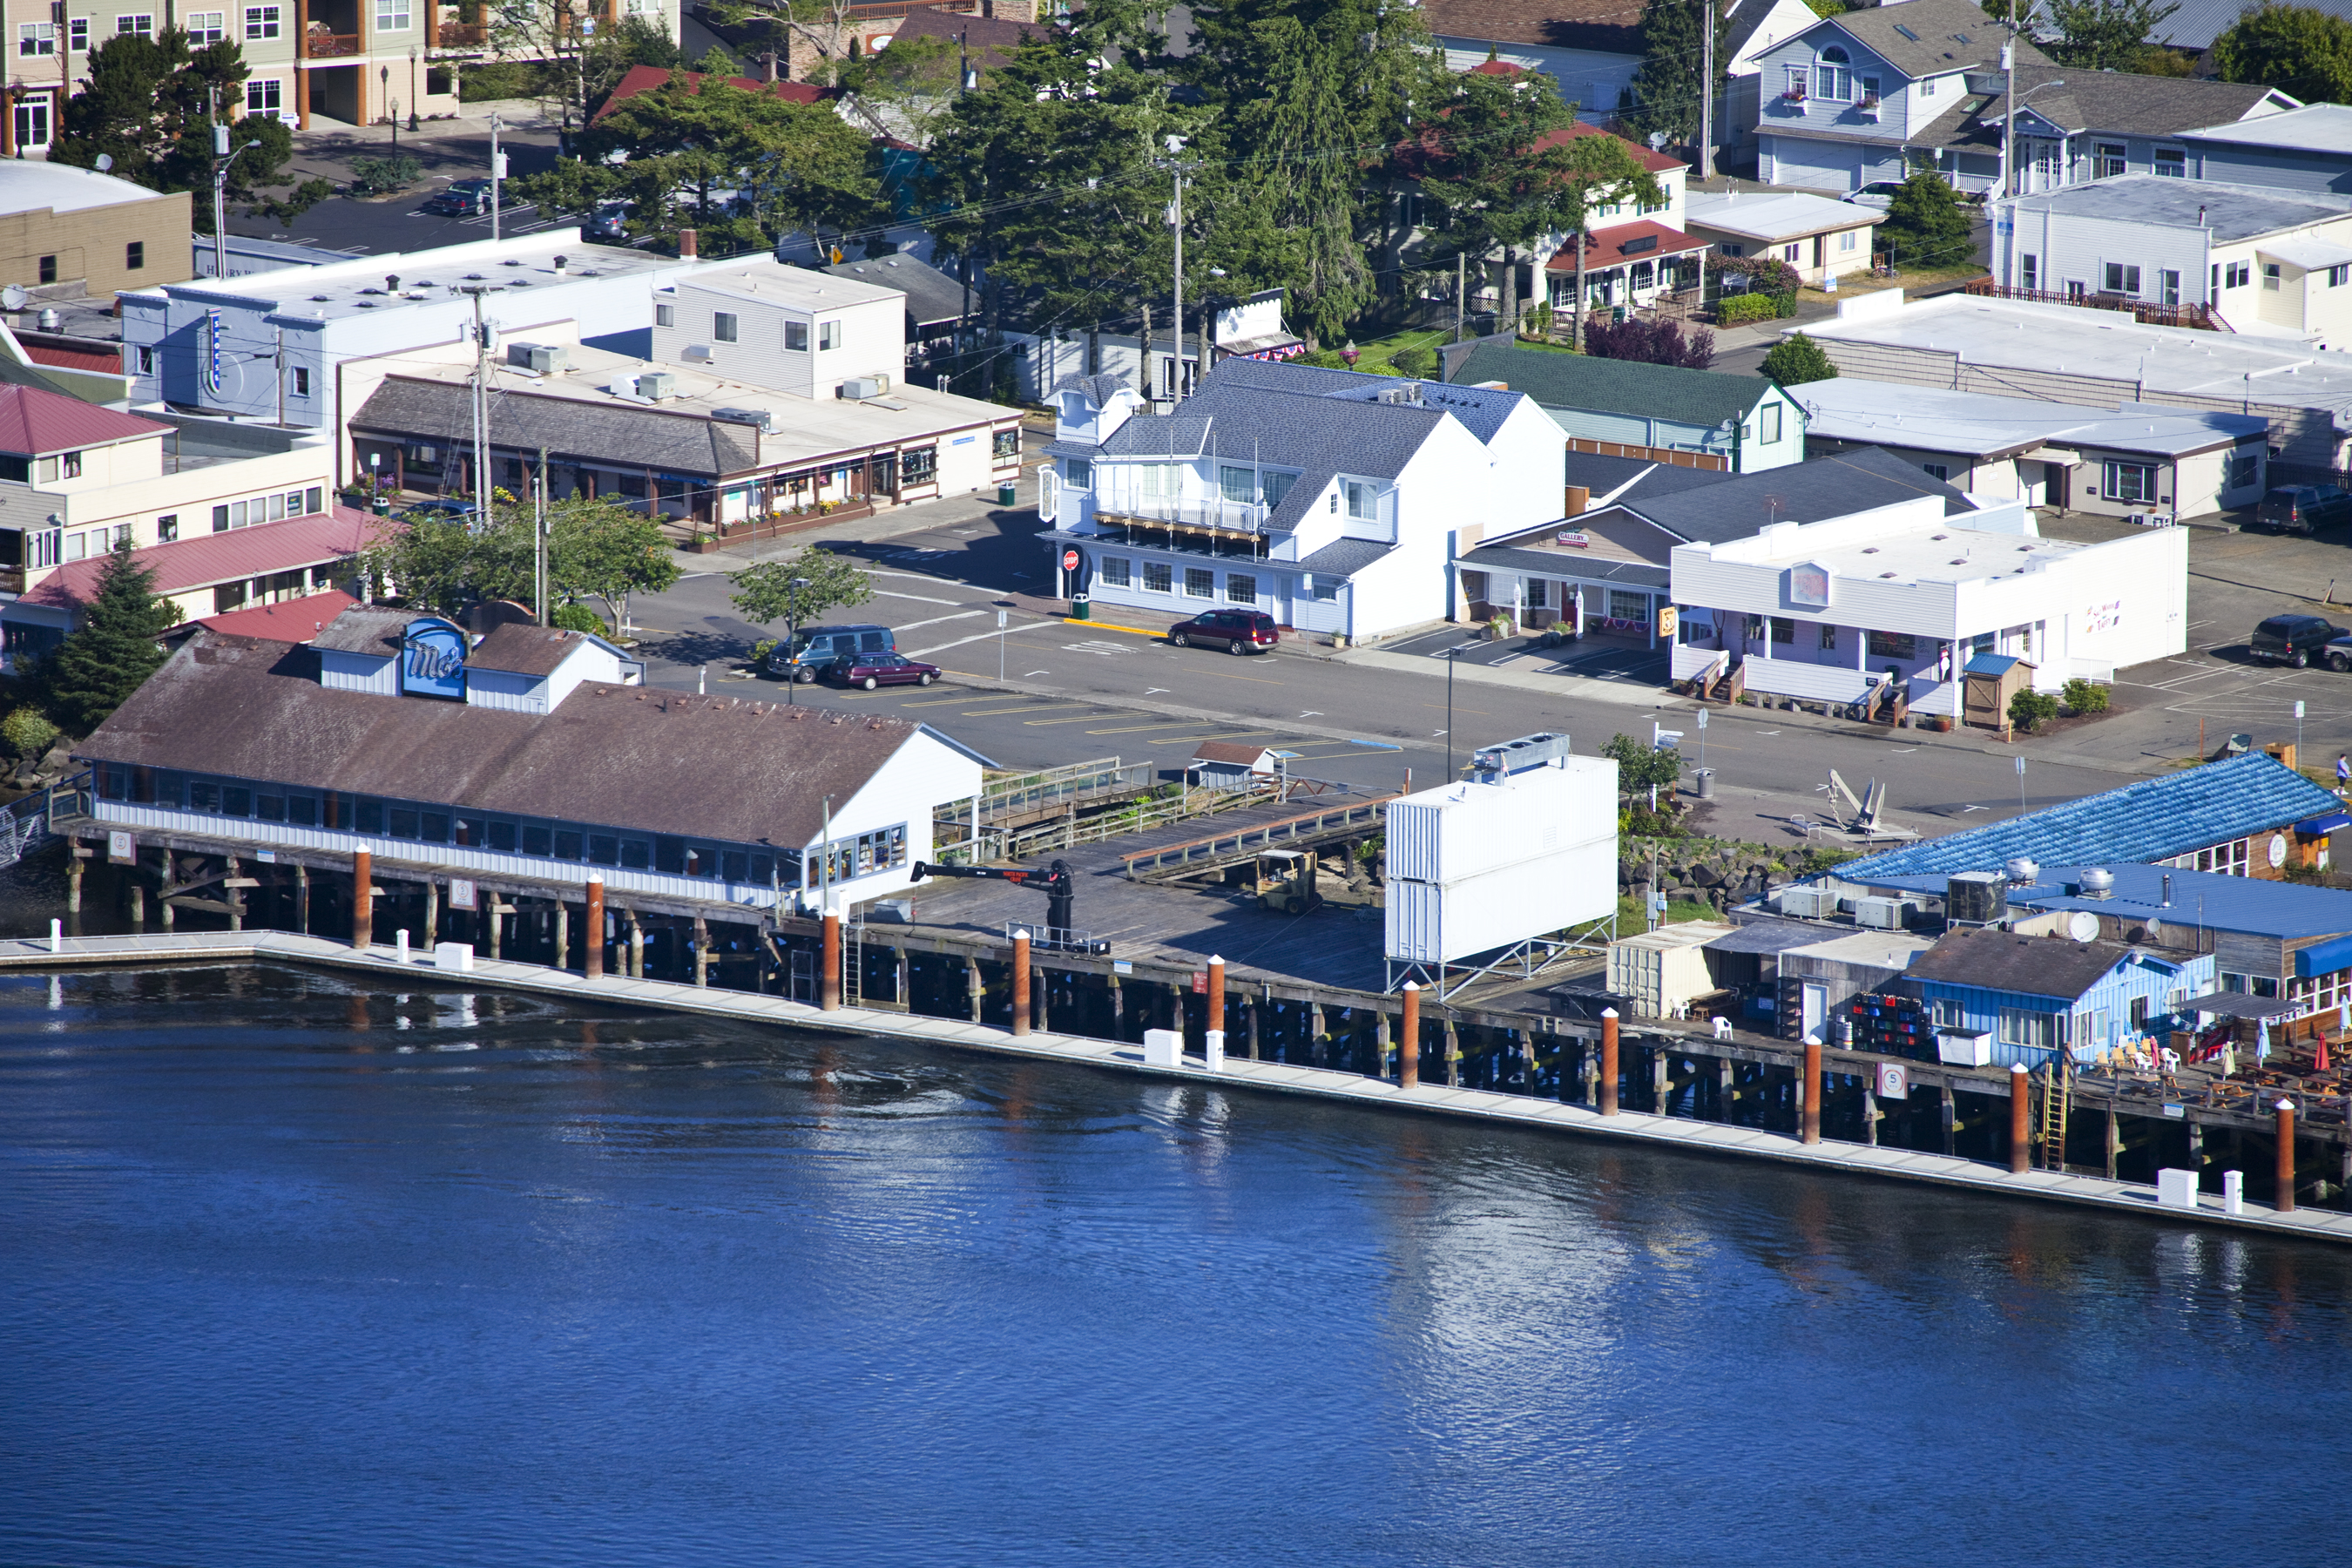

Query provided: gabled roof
[885,1,1051,62]
[1565,449,1737,505]
[22,508,373,609]
[1840,753,2345,880]
[1193,740,1274,766]
[1796,0,2044,78]
[1628,446,1977,544]
[353,377,761,479]
[591,64,833,125]
[1986,62,2293,138]
[1415,0,1646,57]
[1535,119,1686,174]
[824,253,969,328]
[469,622,608,677]
[2184,101,2352,156]
[1449,340,1777,428]
[1544,219,1708,271]
[0,382,167,457]
[1684,190,1876,243]
[2158,0,2349,51]
[1906,925,2155,1002]
[1052,371,1133,408]
[311,605,411,656]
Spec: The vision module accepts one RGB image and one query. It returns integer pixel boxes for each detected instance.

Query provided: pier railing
[0,771,78,873]
[1123,795,1392,881]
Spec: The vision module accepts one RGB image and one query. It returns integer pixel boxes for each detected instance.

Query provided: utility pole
[1455,251,1465,345]
[2003,0,2017,202]
[490,112,504,241]
[274,325,285,426]
[1573,227,1587,351]
[459,287,494,524]
[1170,162,1186,401]
[1699,0,1714,182]
[535,444,550,625]
[206,89,258,284]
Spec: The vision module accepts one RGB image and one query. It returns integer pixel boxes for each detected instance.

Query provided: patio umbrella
[2258,1017,2272,1062]
[2319,1035,2333,1074]
[2338,1002,2349,1034]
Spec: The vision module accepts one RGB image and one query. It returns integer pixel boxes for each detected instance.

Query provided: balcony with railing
[303,24,362,56]
[435,20,487,45]
[1089,492,1280,558]
[1961,277,2224,331]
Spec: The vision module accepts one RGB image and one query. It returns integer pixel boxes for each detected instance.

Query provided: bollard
[820,911,841,1011]
[1204,1027,1225,1073]
[1206,954,1225,1042]
[2009,1062,2031,1173]
[584,875,605,979]
[396,929,410,964]
[2277,1098,2297,1213]
[1599,1008,1621,1114]
[352,848,373,951]
[1010,929,1031,1036]
[1400,982,1420,1089]
[2224,1168,2245,1216]
[1801,1038,1822,1145]
[49,917,61,954]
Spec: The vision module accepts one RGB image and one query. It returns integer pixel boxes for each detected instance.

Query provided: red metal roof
[1545,220,1707,271]
[0,382,167,457]
[183,589,360,640]
[23,506,380,609]
[1532,120,1687,173]
[23,342,127,375]
[592,65,835,124]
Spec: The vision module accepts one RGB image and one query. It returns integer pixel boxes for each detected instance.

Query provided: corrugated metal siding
[1384,841,1616,964]
[1385,760,1614,883]
[465,670,546,713]
[319,654,397,695]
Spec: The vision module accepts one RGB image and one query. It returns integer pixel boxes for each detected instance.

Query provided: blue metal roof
[1964,653,2022,676]
[1866,861,2352,942]
[1840,754,2344,882]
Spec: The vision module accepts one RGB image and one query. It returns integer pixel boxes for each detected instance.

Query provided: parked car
[422,179,493,216]
[585,200,632,241]
[760,624,896,682]
[2325,632,2352,672]
[823,652,941,690]
[1842,181,1906,212]
[2254,483,2352,534]
[2251,613,2344,667]
[1169,608,1280,655]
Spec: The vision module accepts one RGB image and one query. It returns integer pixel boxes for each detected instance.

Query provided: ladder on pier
[841,920,863,1008]
[2038,1062,2072,1168]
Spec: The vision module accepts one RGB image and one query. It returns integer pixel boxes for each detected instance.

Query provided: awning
[1704,918,1833,955]
[2259,235,2352,272]
[2018,446,2082,467]
[2295,810,2352,836]
[2294,930,2352,978]
[2177,990,2304,1019]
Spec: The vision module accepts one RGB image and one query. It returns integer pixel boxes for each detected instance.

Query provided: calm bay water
[5,963,2351,1567]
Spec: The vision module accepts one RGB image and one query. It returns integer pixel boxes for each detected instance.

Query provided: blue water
[6,965,2351,1567]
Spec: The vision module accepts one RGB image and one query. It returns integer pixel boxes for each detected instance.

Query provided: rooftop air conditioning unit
[636,370,677,401]
[840,375,886,400]
[711,406,781,434]
[1778,887,1832,918]
[1470,731,1571,778]
[506,342,569,373]
[1945,870,2007,925]
[1855,896,1912,930]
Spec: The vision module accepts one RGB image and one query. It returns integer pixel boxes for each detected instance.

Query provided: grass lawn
[1344,324,1582,370]
[1616,893,1721,928]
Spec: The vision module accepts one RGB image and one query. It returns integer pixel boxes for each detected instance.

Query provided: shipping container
[1384,837,1618,964]
[1607,923,1737,1017]
[1385,757,1617,886]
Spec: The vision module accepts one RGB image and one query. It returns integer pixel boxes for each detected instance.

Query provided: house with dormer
[1035,360,1565,643]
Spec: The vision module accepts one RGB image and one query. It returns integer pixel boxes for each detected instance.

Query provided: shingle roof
[1294,537,1396,576]
[1052,371,1132,407]
[1840,754,2346,880]
[1462,539,1669,588]
[469,622,604,677]
[76,629,943,850]
[2155,0,2347,51]
[1627,446,1977,544]
[1801,0,2044,78]
[0,382,167,457]
[1450,341,1774,428]
[310,605,410,655]
[1416,0,1645,56]
[1988,63,2290,137]
[1906,925,2150,1001]
[825,253,969,328]
[1565,449,1738,505]
[354,377,760,478]
[22,508,374,609]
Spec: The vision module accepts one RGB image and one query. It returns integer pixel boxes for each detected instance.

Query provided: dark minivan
[761,624,896,682]
[2251,613,2344,666]
[2255,484,2352,534]
[1169,608,1280,655]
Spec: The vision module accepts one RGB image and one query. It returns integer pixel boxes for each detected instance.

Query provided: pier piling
[1400,983,1420,1089]
[1802,1039,1821,1146]
[585,875,605,980]
[1011,930,1031,1037]
[2010,1064,2031,1174]
[351,849,372,950]
[2279,1099,2298,1213]
[820,911,840,1010]
[1600,1008,1620,1116]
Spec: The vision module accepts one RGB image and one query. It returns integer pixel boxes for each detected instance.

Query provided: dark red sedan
[1169,608,1280,655]
[823,652,941,690]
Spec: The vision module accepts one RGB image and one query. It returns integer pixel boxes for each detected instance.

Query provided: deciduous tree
[2044,0,2182,71]
[362,496,680,636]
[1761,331,1838,385]
[728,547,875,633]
[1586,317,1715,368]
[2214,3,2352,101]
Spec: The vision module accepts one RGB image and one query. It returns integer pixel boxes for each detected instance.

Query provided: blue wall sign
[401,618,469,700]
[204,309,225,398]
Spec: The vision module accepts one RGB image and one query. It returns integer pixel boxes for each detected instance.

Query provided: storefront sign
[204,309,225,397]
[401,618,469,701]
[1655,605,1678,639]
[107,830,135,865]
[1787,562,1833,608]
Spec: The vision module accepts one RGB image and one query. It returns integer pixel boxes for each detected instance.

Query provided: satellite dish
[2143,915,2164,941]
[1647,131,1668,150]
[2066,910,2100,943]
[95,152,113,172]
[0,285,23,311]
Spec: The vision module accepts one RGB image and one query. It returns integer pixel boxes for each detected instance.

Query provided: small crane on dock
[910,859,1102,951]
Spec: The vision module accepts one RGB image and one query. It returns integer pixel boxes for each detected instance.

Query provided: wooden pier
[6,928,2351,1248]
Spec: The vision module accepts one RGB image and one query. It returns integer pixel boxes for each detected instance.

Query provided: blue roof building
[1903,926,2212,1069]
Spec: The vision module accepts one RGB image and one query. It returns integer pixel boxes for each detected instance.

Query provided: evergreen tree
[1877,171,1975,270]
[47,539,175,735]
[1761,331,1838,386]
[1633,0,1728,150]
[2213,3,2352,101]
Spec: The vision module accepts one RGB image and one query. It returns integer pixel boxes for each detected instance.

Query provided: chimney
[678,228,698,259]
[760,51,779,82]
[1564,484,1589,517]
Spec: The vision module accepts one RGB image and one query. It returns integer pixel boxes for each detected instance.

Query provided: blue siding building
[1904,927,2212,1069]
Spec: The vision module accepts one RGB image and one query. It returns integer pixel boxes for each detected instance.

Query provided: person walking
[2335,752,2349,794]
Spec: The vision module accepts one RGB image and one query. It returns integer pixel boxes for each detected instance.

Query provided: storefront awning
[2018,446,2082,467]
[2177,990,2304,1018]
[2294,931,2352,978]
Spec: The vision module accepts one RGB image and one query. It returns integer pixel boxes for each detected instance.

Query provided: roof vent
[385,274,399,291]
[712,405,781,433]
[464,274,484,281]
[503,259,524,267]
[2004,857,2039,883]
[310,294,331,302]
[2077,867,2115,900]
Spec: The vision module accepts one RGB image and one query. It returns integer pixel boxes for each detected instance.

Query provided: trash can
[372,496,391,516]
[1070,596,1092,621]
[1693,767,1715,801]
[997,482,1017,506]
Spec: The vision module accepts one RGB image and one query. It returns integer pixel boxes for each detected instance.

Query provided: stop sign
[1062,550,1079,571]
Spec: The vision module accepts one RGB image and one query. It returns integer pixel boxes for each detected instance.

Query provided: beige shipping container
[1606,923,1736,1018]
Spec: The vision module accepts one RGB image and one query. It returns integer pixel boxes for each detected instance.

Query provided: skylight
[1894,22,1918,38]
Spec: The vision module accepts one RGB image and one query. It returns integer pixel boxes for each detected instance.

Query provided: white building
[1037,358,1565,643]
[1990,176,2352,341]
[652,259,909,402]
[1669,495,2189,714]
[1792,377,2270,518]
[1682,190,1877,286]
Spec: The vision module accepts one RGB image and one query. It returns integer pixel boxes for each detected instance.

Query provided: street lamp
[381,64,393,151]
[784,575,811,706]
[409,46,420,132]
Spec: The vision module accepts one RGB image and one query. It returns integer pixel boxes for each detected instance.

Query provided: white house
[651,259,909,402]
[1681,189,1878,285]
[1668,495,2189,714]
[1037,358,1565,643]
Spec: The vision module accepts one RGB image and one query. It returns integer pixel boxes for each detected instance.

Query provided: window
[1782,242,1802,263]
[2155,147,2186,178]
[2104,262,2141,296]
[2160,268,2180,306]
[2225,260,2251,289]
[157,514,178,543]
[245,78,282,118]
[655,302,675,328]
[1311,576,1339,602]
[1143,561,1173,593]
[1760,403,1782,444]
[993,428,1019,461]
[1921,74,1936,97]
[37,254,57,285]
[375,0,410,28]
[2104,461,2158,503]
[1343,479,1377,520]
[1184,567,1215,598]
[1608,589,1648,622]
[1999,1008,2059,1049]
[1815,45,1850,101]
[1930,997,1964,1029]
[1227,573,1256,605]
[1923,463,1949,482]
[137,346,153,375]
[2021,253,2038,292]
[1261,470,1295,510]
[18,22,55,54]
[1784,64,1807,98]
[1866,629,1916,659]
[1769,616,1793,644]
[1818,623,1837,652]
[784,320,808,350]
[1219,464,1255,503]
[292,367,309,398]
[2230,448,2260,490]
[1098,556,1131,588]
[186,10,223,41]
[212,505,229,532]
[245,4,279,37]
[2333,265,2350,288]
[69,17,89,48]
[1064,457,1092,489]
[124,240,144,272]
[713,311,739,342]
[1839,228,1857,253]
[2094,142,2126,178]
[2264,262,2282,292]
[818,321,841,350]
[116,14,154,37]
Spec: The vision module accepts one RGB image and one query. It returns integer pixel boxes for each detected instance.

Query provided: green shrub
[348,153,421,194]
[1715,292,1780,326]
[1390,344,1439,379]
[551,602,605,635]
[459,60,556,101]
[2,706,58,760]
[2061,677,2110,715]
[2009,688,2060,731]
[1294,348,1349,369]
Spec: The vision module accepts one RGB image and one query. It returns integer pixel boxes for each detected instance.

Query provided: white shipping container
[1607,923,1736,1018]
[1385,836,1618,964]
[1386,757,1618,885]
